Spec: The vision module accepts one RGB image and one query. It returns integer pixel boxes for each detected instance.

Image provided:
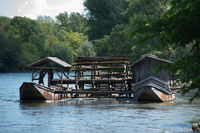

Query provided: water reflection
[19,98,168,108]
[19,98,176,114]
[3,97,200,133]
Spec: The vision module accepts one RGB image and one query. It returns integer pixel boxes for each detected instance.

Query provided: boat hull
[20,82,68,100]
[134,86,175,102]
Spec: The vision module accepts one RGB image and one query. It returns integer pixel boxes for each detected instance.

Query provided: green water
[0,73,199,133]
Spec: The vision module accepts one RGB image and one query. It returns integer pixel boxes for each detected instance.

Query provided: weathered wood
[74,56,130,62]
[48,70,53,87]
[52,78,134,84]
[21,56,135,100]
[132,54,174,102]
[73,61,130,65]
[27,57,71,68]
[132,55,171,83]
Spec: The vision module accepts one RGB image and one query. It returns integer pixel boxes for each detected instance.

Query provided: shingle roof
[131,54,173,67]
[27,57,71,68]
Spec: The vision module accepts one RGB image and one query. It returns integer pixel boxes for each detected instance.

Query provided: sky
[0,0,84,19]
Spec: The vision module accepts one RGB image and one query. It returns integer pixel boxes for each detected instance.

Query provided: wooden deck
[54,89,134,94]
[54,89,134,98]
[52,78,134,84]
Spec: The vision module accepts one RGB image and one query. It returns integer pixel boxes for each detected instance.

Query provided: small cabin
[27,57,71,87]
[132,54,174,101]
[131,54,173,83]
[131,54,173,92]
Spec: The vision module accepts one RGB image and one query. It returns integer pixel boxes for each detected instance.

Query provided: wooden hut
[27,57,71,87]
[20,57,71,100]
[131,54,175,102]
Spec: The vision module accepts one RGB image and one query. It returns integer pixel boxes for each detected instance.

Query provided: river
[0,73,199,133]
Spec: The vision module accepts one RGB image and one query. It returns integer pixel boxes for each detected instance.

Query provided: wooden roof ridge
[131,54,173,67]
[74,56,130,62]
[27,57,71,68]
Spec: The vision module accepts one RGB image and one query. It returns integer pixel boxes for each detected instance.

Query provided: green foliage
[11,17,44,43]
[63,31,88,57]
[67,12,88,33]
[37,15,55,23]
[84,0,128,40]
[0,17,11,35]
[11,16,45,53]
[161,0,200,101]
[50,43,73,64]
[127,0,170,58]
[56,12,69,30]
[37,17,59,56]
[56,12,88,33]
[77,41,96,57]
[128,0,200,100]
[0,14,89,72]
[20,42,41,68]
[94,24,133,57]
[0,34,21,72]
[1,0,199,101]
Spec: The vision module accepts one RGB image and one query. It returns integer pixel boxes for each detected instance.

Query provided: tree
[63,31,88,57]
[129,0,200,100]
[68,12,88,33]
[0,33,21,72]
[37,15,55,23]
[94,24,133,57]
[0,16,11,35]
[37,17,59,56]
[10,16,45,53]
[20,42,41,68]
[77,41,96,57]
[84,0,128,40]
[51,43,73,64]
[56,12,70,31]
[56,12,87,33]
[151,0,200,101]
[127,0,170,56]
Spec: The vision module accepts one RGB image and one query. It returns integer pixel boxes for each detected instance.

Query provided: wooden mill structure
[20,54,176,101]
[51,56,134,97]
[73,57,132,90]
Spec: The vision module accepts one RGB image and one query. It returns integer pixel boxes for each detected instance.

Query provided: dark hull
[20,82,68,100]
[134,86,175,102]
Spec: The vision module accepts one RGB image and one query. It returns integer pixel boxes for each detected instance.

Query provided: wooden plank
[27,57,71,68]
[73,61,130,65]
[54,90,134,95]
[70,73,126,77]
[51,78,134,84]
[74,57,130,63]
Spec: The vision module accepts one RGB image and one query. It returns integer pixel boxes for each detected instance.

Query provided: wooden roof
[74,56,130,63]
[131,54,173,67]
[27,57,71,68]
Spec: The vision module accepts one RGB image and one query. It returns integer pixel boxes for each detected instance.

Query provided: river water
[0,73,199,133]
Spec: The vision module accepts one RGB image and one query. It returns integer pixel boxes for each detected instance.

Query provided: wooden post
[31,69,33,82]
[48,70,53,87]
[128,83,132,98]
[67,69,70,89]
[169,72,171,86]
[61,68,63,87]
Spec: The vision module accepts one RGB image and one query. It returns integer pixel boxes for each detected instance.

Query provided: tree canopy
[0,0,200,99]
[84,0,128,40]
